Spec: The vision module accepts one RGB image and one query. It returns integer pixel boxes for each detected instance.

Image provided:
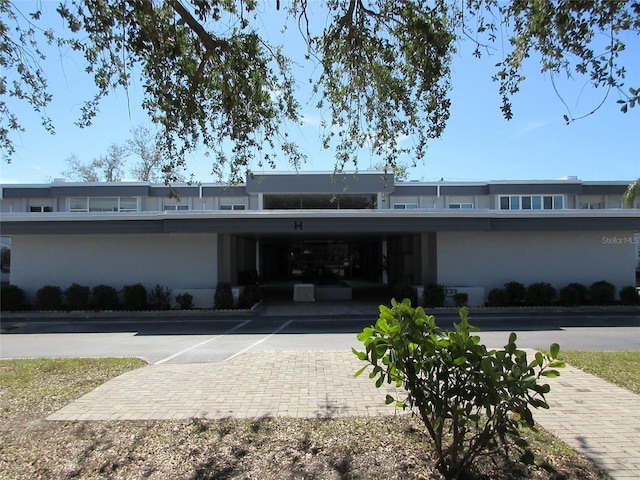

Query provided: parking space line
[223,319,294,362]
[154,320,252,365]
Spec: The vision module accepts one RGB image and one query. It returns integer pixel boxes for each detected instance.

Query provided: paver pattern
[533,364,640,480]
[47,349,640,480]
[47,351,404,421]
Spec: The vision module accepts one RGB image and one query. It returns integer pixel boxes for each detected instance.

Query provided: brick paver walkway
[533,364,640,480]
[47,350,640,480]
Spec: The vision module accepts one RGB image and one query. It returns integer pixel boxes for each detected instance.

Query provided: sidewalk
[47,349,640,480]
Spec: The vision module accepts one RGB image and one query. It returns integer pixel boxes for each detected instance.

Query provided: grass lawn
[557,350,640,394]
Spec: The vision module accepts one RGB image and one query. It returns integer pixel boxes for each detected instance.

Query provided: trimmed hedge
[92,285,119,310]
[559,283,589,306]
[620,286,640,305]
[36,285,63,310]
[1,284,25,311]
[65,283,91,310]
[123,283,148,310]
[589,280,616,305]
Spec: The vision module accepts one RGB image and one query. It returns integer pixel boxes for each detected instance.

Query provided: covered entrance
[261,238,382,285]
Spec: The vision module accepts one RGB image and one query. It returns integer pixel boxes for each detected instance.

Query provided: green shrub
[452,292,468,307]
[423,283,446,308]
[214,282,234,309]
[487,288,507,306]
[92,285,119,310]
[64,283,91,310]
[525,282,556,306]
[238,285,261,309]
[619,286,640,305]
[123,283,148,310]
[175,292,194,310]
[36,285,63,310]
[1,284,25,311]
[354,300,564,480]
[504,281,526,306]
[589,280,616,305]
[559,283,588,306]
[149,284,172,310]
[391,283,417,306]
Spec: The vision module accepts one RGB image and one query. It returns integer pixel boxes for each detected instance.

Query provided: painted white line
[223,319,294,362]
[154,320,252,365]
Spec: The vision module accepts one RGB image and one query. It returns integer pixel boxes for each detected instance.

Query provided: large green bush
[354,299,564,480]
[559,283,588,306]
[64,283,91,310]
[525,282,556,306]
[123,283,148,310]
[36,285,63,310]
[92,285,119,310]
[589,280,616,305]
[0,284,25,311]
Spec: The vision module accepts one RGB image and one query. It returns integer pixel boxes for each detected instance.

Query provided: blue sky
[1,2,638,184]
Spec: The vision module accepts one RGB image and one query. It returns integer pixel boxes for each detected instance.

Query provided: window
[220,204,246,210]
[499,195,563,210]
[263,194,376,209]
[393,203,418,209]
[163,205,189,211]
[579,202,602,209]
[29,206,53,212]
[70,197,138,212]
[448,203,473,209]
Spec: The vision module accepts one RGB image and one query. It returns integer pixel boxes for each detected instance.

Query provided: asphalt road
[1,311,639,364]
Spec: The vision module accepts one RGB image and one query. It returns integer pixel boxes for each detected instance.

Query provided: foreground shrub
[589,280,616,305]
[64,283,91,310]
[619,286,640,305]
[354,299,564,480]
[92,285,118,310]
[487,288,507,306]
[175,292,194,310]
[504,281,526,306]
[423,283,446,308]
[525,282,556,306]
[123,283,148,310]
[36,285,63,310]
[149,284,172,310]
[1,284,25,311]
[214,282,234,309]
[559,283,588,306]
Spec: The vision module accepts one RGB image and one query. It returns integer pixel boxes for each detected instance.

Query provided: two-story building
[1,172,638,307]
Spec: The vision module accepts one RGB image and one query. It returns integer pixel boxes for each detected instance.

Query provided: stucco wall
[437,230,636,297]
[10,233,218,303]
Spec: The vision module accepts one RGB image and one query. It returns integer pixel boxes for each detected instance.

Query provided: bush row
[487,280,639,307]
[1,282,263,312]
[1,283,180,312]
[390,280,639,308]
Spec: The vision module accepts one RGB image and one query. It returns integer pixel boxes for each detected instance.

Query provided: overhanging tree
[2,0,638,182]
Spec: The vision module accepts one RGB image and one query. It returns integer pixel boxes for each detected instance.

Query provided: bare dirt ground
[0,358,610,480]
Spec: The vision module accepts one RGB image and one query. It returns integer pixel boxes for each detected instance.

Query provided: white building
[1,172,638,307]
